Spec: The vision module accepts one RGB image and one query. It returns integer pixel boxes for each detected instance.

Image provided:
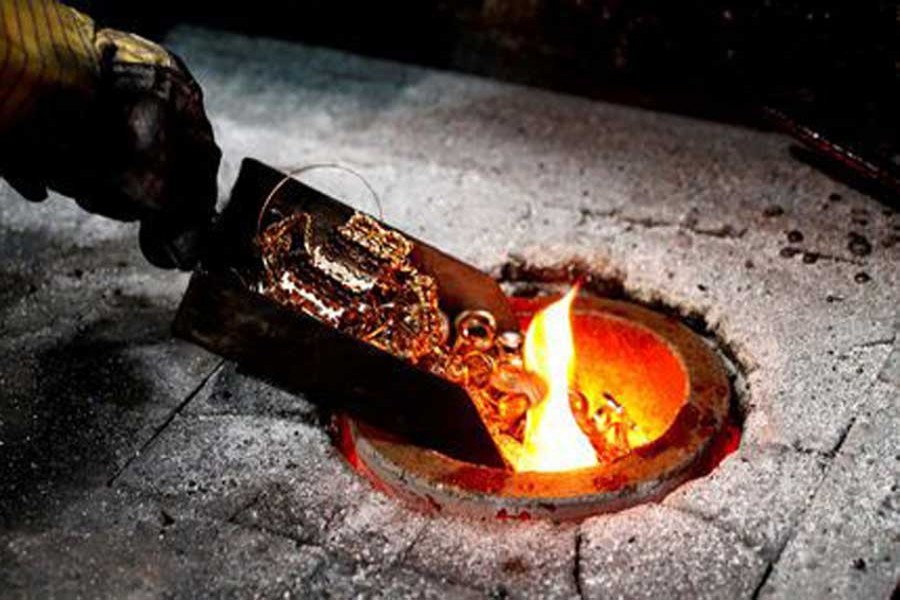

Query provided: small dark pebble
[847,232,872,257]
[852,558,867,571]
[744,259,754,269]
[763,205,784,217]
[825,295,843,303]
[854,272,871,284]
[787,230,804,243]
[627,536,637,544]
[697,284,708,292]
[828,193,842,202]
[501,558,529,575]
[780,247,802,258]
[802,252,819,264]
[70,269,84,279]
[160,509,175,527]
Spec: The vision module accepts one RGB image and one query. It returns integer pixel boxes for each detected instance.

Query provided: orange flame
[514,287,599,472]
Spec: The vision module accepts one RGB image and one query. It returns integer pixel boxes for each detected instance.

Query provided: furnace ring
[338,295,733,521]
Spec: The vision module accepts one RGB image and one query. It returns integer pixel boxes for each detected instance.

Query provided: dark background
[72,0,898,202]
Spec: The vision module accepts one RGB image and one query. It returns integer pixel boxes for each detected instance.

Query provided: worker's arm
[0,0,220,269]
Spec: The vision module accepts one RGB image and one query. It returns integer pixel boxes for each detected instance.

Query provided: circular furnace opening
[337,292,733,521]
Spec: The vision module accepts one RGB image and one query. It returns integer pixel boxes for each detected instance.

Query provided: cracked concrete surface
[1,26,898,599]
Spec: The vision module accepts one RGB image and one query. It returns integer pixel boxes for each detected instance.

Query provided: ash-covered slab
[741,338,893,452]
[1,483,477,599]
[116,414,333,522]
[759,379,900,599]
[664,443,825,558]
[0,329,219,528]
[119,396,428,565]
[235,470,429,566]
[401,515,579,599]
[1,486,327,599]
[301,556,486,599]
[321,491,430,566]
[579,504,768,599]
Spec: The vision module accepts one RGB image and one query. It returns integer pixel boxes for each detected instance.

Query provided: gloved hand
[0,1,221,269]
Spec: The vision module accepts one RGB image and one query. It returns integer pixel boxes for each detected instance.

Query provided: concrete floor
[1,26,897,599]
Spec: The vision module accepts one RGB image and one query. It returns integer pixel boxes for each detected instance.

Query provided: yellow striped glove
[0,0,220,269]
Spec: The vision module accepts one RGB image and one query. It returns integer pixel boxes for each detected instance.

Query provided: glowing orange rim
[339,295,732,521]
